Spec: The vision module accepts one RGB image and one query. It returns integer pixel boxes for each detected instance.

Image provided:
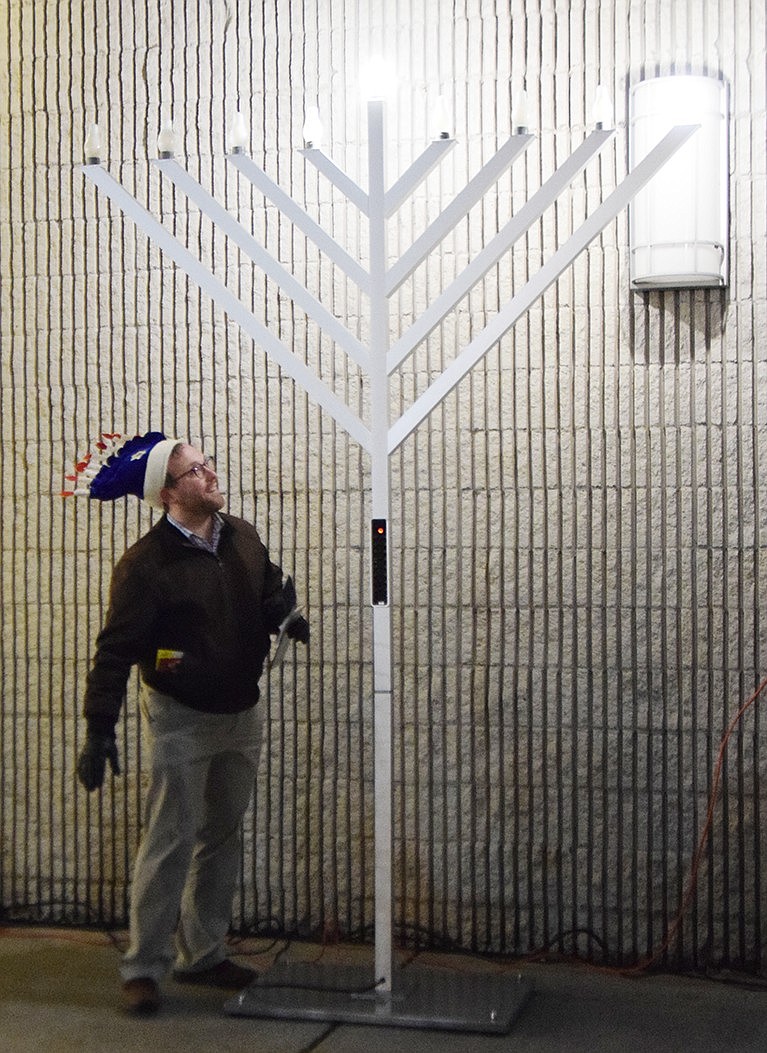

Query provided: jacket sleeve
[83,553,156,732]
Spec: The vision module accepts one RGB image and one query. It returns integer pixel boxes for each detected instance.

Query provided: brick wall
[1,0,765,969]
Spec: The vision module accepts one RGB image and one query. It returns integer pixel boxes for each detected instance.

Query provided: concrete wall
[1,0,766,969]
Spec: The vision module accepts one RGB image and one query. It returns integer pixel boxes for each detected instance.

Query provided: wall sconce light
[629,74,729,289]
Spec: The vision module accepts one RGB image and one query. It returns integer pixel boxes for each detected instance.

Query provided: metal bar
[366,97,395,993]
[384,133,533,296]
[384,137,457,217]
[228,151,371,293]
[387,129,614,373]
[82,165,371,452]
[300,147,370,213]
[387,124,699,454]
[153,158,369,371]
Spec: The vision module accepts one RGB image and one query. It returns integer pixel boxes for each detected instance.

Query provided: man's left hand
[286,615,310,645]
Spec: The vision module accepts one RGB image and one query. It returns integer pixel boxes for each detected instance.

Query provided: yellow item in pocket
[155,649,184,672]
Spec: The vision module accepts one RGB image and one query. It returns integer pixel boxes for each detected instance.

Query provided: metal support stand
[223,960,532,1035]
[82,99,696,1032]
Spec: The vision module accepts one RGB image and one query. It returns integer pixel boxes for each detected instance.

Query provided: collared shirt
[167,512,224,555]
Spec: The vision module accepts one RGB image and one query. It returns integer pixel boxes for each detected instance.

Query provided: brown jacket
[84,513,287,733]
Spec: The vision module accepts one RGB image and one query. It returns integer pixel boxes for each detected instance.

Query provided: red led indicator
[371,519,388,605]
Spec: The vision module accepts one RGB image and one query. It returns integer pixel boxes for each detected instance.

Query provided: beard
[183,483,225,518]
[200,487,225,514]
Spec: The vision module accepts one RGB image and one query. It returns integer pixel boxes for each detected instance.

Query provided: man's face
[164,444,225,517]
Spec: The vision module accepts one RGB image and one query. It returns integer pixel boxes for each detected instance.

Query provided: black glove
[76,729,121,791]
[286,614,310,645]
[276,576,309,643]
[282,576,297,611]
[264,575,299,628]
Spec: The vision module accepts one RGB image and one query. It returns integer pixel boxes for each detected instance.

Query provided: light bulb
[302,105,323,148]
[592,84,614,129]
[512,90,530,133]
[84,123,102,164]
[361,56,391,101]
[432,95,451,140]
[157,122,178,158]
[229,111,249,153]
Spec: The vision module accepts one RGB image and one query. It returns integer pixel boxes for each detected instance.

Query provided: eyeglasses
[171,456,216,483]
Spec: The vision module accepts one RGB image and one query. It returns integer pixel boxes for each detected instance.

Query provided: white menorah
[82,89,695,1032]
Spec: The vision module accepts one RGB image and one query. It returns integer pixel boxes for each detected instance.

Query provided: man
[70,432,308,1014]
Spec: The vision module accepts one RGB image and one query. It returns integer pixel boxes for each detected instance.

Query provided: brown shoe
[173,958,256,989]
[123,976,161,1014]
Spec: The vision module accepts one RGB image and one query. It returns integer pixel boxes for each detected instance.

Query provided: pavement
[1,927,766,1052]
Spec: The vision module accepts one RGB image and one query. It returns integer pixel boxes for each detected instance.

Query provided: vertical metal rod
[367,97,394,992]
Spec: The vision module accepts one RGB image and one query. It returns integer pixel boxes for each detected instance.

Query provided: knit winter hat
[62,431,181,509]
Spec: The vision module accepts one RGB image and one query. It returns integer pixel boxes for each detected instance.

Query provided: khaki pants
[120,685,264,983]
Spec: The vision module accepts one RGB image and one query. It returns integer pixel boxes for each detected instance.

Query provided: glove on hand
[286,614,310,645]
[278,576,309,643]
[76,730,121,791]
[282,575,298,611]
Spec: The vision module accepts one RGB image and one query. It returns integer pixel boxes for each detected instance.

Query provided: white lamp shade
[629,75,729,289]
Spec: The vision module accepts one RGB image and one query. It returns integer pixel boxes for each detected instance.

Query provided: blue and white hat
[62,431,180,509]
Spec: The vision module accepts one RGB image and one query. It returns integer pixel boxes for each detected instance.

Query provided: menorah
[82,84,695,1032]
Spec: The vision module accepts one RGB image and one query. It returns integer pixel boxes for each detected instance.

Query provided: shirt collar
[167,512,224,554]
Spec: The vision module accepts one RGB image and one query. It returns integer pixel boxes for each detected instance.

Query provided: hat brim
[142,438,182,508]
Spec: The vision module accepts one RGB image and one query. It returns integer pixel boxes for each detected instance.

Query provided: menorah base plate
[223,960,532,1034]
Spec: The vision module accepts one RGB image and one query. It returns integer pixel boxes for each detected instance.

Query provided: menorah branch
[385,132,533,296]
[386,128,615,373]
[82,164,371,452]
[154,158,370,371]
[229,151,371,292]
[387,123,701,453]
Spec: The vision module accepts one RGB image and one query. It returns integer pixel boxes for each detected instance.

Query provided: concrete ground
[1,927,766,1052]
